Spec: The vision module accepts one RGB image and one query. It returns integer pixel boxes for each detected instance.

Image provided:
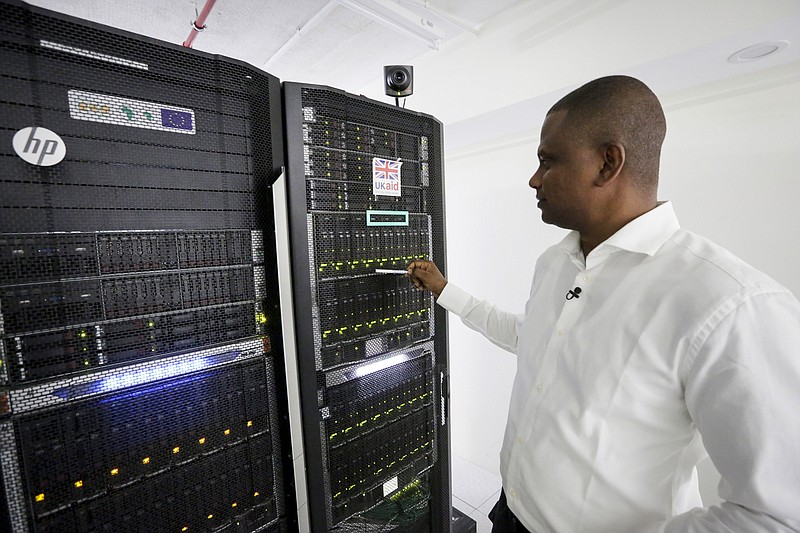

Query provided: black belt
[488,489,533,533]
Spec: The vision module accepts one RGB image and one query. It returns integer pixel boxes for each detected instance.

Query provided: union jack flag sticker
[372,157,402,197]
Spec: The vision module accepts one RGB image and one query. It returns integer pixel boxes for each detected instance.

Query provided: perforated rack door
[282,82,450,532]
[0,1,293,532]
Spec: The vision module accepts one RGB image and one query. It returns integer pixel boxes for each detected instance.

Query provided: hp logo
[12,127,67,166]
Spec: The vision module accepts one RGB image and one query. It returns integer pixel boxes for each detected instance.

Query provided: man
[407,76,800,532]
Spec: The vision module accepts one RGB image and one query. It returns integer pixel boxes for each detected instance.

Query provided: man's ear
[595,142,625,187]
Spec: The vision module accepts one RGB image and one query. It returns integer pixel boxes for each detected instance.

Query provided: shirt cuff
[436,282,472,317]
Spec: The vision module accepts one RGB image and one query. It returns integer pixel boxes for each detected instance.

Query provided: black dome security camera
[384,65,413,97]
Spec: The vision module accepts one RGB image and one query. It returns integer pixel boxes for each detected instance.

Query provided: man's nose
[529,168,541,189]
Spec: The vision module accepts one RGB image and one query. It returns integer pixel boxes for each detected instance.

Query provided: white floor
[451,454,501,533]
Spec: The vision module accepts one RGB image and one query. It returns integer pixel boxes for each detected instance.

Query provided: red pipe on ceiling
[182,0,218,48]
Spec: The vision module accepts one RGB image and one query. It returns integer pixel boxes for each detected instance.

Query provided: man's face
[529,110,603,232]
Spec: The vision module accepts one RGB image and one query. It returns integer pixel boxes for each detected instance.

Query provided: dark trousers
[488,490,532,533]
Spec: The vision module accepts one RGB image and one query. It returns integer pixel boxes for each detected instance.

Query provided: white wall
[444,136,564,473]
[660,70,800,293]
[440,66,800,505]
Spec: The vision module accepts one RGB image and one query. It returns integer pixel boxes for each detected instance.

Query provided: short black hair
[549,75,666,194]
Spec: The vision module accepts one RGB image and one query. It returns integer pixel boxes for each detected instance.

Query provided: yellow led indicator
[231,502,238,508]
[181,527,188,532]
[198,437,206,444]
[148,321,155,327]
[224,429,231,436]
[142,457,151,465]
[207,514,213,519]
[79,331,87,338]
[74,480,83,488]
[256,313,267,324]
[110,468,119,476]
[247,421,253,427]
[35,493,45,502]
[172,446,180,454]
[254,491,260,497]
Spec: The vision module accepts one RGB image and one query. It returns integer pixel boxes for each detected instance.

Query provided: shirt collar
[556,201,681,266]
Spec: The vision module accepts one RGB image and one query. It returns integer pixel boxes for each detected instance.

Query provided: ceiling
[23,0,517,92]
[22,0,800,149]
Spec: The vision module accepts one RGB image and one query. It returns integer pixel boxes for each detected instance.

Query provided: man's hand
[406,260,447,297]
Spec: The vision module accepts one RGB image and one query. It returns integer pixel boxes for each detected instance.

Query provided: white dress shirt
[437,202,800,532]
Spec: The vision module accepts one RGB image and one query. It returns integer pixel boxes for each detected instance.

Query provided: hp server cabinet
[0,1,293,532]
[282,82,451,532]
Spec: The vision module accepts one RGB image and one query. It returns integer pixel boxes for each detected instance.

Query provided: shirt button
[510,489,517,499]
[536,384,543,392]
[583,275,591,282]
[557,329,564,336]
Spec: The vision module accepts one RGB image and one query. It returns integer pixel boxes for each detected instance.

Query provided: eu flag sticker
[161,108,193,131]
[68,90,196,135]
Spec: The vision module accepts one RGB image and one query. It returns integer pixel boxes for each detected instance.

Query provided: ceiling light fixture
[336,0,444,49]
[728,40,790,63]
[397,0,478,36]
[264,0,339,68]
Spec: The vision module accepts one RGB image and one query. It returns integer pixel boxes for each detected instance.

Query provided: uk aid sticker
[372,157,402,197]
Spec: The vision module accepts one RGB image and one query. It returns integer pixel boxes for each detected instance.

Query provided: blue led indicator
[51,350,240,400]
[366,210,409,227]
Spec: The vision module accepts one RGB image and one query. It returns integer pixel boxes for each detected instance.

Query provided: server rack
[282,83,450,532]
[0,1,293,532]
